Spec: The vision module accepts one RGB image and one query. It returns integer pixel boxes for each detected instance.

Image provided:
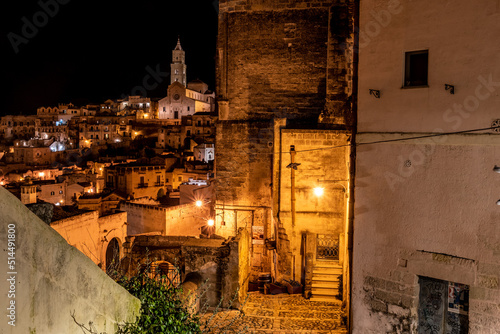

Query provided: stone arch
[157,188,165,199]
[105,237,121,273]
[141,261,181,287]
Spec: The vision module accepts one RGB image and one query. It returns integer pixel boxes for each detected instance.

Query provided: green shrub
[116,265,201,334]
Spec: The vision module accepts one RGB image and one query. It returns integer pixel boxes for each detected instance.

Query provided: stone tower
[214,0,356,303]
[170,37,187,86]
[21,180,37,205]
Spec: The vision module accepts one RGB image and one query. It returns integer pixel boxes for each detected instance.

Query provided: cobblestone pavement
[201,292,348,334]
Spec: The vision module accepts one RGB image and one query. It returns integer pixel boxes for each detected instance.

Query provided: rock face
[26,202,53,224]
[0,187,140,334]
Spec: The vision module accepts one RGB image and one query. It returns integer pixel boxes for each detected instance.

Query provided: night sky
[2,0,218,116]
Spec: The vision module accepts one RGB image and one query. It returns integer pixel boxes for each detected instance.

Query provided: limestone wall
[276,129,350,282]
[353,137,500,333]
[354,0,500,331]
[0,187,140,333]
[121,202,212,237]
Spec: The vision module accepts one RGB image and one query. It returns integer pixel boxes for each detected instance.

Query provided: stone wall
[120,202,212,236]
[275,129,350,282]
[51,211,128,269]
[217,0,355,124]
[123,234,244,308]
[354,0,500,331]
[353,137,500,333]
[215,120,274,208]
[0,187,140,333]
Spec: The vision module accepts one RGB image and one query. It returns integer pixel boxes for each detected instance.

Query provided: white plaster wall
[0,187,140,333]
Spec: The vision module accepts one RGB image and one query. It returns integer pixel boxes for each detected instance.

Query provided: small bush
[116,264,201,334]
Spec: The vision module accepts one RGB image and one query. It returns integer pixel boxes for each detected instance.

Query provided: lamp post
[286,145,301,228]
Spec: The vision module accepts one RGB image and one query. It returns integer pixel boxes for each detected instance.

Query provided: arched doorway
[105,238,120,273]
[157,188,165,199]
[140,261,181,287]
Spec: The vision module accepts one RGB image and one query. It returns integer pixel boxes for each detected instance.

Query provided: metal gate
[316,234,339,260]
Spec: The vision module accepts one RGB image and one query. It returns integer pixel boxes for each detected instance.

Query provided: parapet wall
[0,187,140,333]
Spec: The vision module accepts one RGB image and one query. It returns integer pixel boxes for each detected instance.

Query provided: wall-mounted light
[497,200,500,206]
[445,84,455,94]
[369,89,381,98]
[313,187,324,197]
[493,165,500,173]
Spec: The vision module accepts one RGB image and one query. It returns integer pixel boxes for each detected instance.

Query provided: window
[59,190,63,194]
[178,176,182,182]
[50,191,55,195]
[418,276,469,333]
[404,50,428,87]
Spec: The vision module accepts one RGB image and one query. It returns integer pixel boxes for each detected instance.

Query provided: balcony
[154,182,165,187]
[137,183,148,188]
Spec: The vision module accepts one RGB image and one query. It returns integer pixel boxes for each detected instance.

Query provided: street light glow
[207,219,215,226]
[313,187,324,197]
[195,200,203,207]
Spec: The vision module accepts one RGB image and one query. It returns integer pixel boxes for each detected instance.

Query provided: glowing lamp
[207,219,215,227]
[195,200,203,207]
[313,187,324,197]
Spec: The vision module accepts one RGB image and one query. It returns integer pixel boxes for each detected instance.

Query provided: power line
[284,125,500,154]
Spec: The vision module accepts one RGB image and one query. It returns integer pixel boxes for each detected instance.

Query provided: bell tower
[171,37,187,86]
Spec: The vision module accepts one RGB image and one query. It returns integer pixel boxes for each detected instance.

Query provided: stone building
[0,115,37,139]
[104,161,168,200]
[50,210,129,270]
[121,232,248,308]
[352,0,500,333]
[158,39,215,121]
[214,0,355,313]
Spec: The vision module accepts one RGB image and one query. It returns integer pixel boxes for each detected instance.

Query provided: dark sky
[2,0,218,115]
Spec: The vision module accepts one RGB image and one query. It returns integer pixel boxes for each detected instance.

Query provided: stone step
[312,273,341,281]
[313,267,342,275]
[312,287,339,295]
[315,260,341,268]
[310,295,341,303]
[312,281,340,289]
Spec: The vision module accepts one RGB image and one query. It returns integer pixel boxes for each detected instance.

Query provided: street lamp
[313,187,324,197]
[195,200,203,207]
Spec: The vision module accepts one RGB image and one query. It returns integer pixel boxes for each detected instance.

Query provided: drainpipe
[348,0,360,332]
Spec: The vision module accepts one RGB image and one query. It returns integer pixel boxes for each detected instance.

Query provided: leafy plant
[116,262,201,334]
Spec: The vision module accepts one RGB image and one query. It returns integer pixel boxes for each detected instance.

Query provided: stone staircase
[310,260,342,302]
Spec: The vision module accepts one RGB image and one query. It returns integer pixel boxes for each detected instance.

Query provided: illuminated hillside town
[2,0,500,333]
